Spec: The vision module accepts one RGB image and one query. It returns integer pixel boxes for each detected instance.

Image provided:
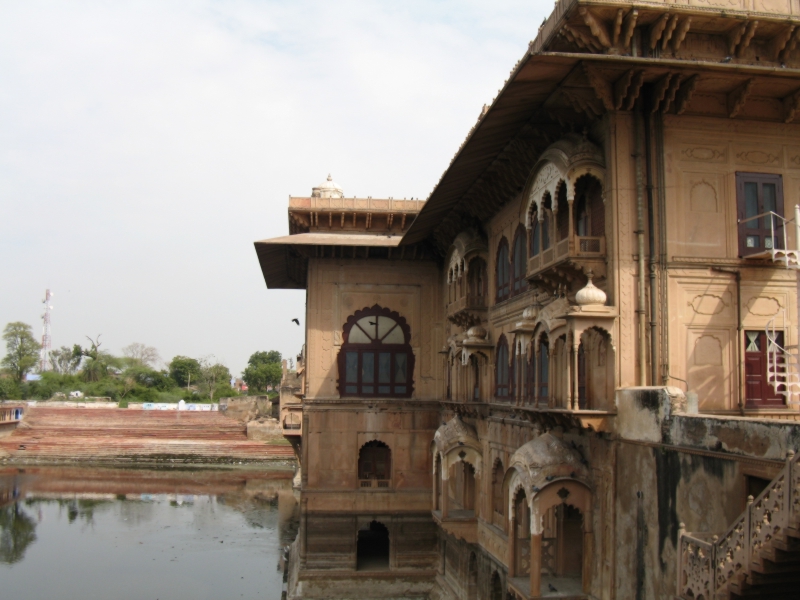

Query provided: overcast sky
[0,0,549,376]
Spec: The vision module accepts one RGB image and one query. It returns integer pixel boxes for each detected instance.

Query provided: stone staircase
[677,451,800,600]
[0,407,294,463]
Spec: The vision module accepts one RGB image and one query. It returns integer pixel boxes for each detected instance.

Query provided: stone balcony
[446,293,487,327]
[527,235,606,289]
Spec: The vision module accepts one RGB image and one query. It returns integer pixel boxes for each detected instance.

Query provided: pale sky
[0,1,549,376]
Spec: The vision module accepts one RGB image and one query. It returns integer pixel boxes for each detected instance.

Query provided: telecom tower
[40,289,53,372]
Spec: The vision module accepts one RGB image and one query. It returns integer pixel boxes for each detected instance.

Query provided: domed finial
[575,270,607,307]
[327,174,332,181]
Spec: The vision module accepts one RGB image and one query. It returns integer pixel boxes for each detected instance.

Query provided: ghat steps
[0,407,294,463]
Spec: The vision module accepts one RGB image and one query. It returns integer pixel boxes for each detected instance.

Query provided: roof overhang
[254,233,403,290]
[401,49,800,249]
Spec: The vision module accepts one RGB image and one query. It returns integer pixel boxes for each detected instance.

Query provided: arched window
[496,335,511,399]
[511,226,528,296]
[468,257,487,304]
[495,238,510,302]
[526,340,536,405]
[530,211,541,257]
[470,354,480,401]
[492,459,504,516]
[542,195,552,250]
[337,305,414,398]
[556,181,569,241]
[574,174,605,238]
[358,440,391,482]
[538,334,549,406]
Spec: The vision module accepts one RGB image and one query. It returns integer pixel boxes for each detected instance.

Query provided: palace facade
[256,1,800,598]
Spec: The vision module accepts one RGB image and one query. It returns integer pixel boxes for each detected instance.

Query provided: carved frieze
[735,148,780,166]
[679,145,727,163]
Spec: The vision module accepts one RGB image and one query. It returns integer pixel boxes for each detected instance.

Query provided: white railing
[738,208,800,268]
[677,450,800,599]
[766,312,800,408]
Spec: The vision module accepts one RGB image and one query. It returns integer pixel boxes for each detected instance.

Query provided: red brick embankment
[0,407,295,464]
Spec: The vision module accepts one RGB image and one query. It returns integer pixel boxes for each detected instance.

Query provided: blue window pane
[379,353,391,383]
[362,386,374,394]
[346,385,358,394]
[395,354,407,383]
[394,386,406,394]
[346,352,358,383]
[379,385,391,394]
[362,352,374,383]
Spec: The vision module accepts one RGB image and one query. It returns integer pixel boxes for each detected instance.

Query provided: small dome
[312,174,344,198]
[522,305,538,320]
[575,274,606,307]
[511,433,586,471]
[466,325,487,341]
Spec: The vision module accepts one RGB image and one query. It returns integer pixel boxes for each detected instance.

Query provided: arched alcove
[358,440,391,488]
[357,521,390,571]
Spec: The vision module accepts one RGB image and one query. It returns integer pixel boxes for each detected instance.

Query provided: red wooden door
[744,331,784,408]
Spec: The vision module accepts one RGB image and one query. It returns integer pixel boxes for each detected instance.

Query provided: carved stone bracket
[728,20,758,58]
[771,25,796,61]
[675,75,699,115]
[579,7,611,49]
[784,89,800,124]
[728,79,755,118]
[583,63,614,111]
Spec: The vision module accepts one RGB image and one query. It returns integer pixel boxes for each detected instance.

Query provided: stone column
[567,192,575,252]
[508,513,517,578]
[565,341,573,410]
[530,532,543,598]
[572,336,580,411]
[582,529,593,594]
[441,467,449,519]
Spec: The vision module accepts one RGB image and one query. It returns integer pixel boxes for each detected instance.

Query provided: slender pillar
[530,532,543,598]
[582,530,594,594]
[565,341,573,410]
[572,339,580,411]
[508,513,517,578]
[567,194,575,252]
[441,468,449,519]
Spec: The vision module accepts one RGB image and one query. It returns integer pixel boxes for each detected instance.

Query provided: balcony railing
[359,479,391,488]
[527,235,605,278]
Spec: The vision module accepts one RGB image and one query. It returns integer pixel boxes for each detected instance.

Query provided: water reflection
[0,465,298,599]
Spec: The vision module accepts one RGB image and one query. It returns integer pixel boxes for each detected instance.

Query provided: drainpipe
[644,92,658,386]
[634,102,647,386]
[713,267,744,415]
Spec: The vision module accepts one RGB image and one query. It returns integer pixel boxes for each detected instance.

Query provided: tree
[75,336,118,382]
[242,350,283,392]
[247,350,282,367]
[169,356,201,388]
[1,322,41,382]
[198,360,231,401]
[49,346,82,374]
[0,504,37,564]
[122,343,161,368]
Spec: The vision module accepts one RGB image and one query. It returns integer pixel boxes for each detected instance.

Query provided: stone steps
[0,407,293,463]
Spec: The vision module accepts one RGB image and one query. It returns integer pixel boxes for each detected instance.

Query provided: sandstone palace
[255,1,800,598]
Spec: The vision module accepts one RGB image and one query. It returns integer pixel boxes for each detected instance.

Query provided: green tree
[242,350,283,392]
[198,360,231,401]
[75,336,119,382]
[1,322,41,382]
[49,346,82,374]
[169,356,201,387]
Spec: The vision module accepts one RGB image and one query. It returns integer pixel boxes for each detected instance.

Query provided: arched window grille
[511,226,528,296]
[468,257,487,304]
[358,440,392,481]
[492,459,504,516]
[541,195,552,251]
[496,335,512,399]
[496,238,510,302]
[337,305,414,398]
[530,211,541,257]
[538,334,549,405]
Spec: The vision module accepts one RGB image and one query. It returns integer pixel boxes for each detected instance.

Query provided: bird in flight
[292,318,300,325]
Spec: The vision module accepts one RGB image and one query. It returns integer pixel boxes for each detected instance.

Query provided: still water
[0,465,298,600]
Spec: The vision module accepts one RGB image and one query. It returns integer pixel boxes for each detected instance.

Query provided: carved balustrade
[527,235,605,280]
[677,450,799,599]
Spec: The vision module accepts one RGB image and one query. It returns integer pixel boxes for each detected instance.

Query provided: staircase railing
[766,312,800,408]
[677,450,799,599]
[738,207,800,267]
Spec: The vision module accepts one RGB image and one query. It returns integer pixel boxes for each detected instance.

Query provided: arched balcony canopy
[432,416,483,479]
